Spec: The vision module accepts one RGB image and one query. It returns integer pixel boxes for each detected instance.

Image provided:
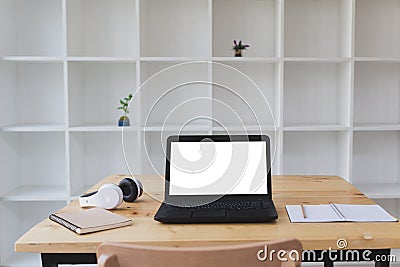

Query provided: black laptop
[154,135,278,223]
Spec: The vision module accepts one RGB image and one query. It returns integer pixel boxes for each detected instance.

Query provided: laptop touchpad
[191,211,226,218]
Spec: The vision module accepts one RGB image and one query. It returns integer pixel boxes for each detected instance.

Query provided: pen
[301,204,307,218]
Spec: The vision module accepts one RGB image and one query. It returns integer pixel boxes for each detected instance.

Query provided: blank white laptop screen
[169,141,268,195]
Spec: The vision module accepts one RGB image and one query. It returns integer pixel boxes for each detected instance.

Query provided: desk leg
[373,249,391,267]
[41,253,97,267]
[323,255,334,267]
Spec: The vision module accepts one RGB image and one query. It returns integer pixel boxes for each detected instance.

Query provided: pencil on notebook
[301,204,307,218]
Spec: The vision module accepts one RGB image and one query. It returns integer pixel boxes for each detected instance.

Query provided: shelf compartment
[0,61,65,127]
[0,0,63,57]
[283,131,350,179]
[69,132,139,197]
[212,62,279,129]
[140,0,209,57]
[284,0,351,57]
[355,0,400,57]
[0,132,67,197]
[212,0,277,57]
[67,0,137,57]
[355,183,400,199]
[352,131,400,185]
[140,61,212,127]
[283,62,350,126]
[354,62,400,125]
[68,62,137,127]
[0,201,65,267]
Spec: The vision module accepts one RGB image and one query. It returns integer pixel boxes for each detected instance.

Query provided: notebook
[49,207,132,234]
[286,203,397,223]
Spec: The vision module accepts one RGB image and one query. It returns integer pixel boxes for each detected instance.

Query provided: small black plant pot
[234,49,242,57]
[118,116,130,127]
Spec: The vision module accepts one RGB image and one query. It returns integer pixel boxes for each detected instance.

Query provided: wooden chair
[97,238,302,267]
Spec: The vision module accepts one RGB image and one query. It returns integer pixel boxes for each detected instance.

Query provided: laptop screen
[169,141,268,196]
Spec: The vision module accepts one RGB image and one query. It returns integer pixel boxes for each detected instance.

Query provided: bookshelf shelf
[1,186,67,202]
[283,124,350,132]
[0,124,66,133]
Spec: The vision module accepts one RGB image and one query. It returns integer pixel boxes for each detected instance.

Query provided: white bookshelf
[1,0,400,266]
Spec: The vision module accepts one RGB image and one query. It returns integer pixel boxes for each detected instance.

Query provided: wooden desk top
[15,175,400,253]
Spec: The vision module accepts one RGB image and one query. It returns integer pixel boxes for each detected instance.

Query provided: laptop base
[154,201,278,224]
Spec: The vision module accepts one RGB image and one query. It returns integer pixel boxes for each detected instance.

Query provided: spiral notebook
[49,207,132,234]
[286,203,397,223]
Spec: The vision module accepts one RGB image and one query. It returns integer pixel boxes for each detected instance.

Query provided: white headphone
[79,177,143,209]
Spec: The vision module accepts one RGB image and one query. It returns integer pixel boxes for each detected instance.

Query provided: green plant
[233,40,250,50]
[117,93,133,116]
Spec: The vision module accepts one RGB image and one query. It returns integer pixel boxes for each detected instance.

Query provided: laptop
[154,135,278,223]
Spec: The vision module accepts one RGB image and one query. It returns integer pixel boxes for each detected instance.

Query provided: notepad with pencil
[49,207,132,234]
[286,203,397,223]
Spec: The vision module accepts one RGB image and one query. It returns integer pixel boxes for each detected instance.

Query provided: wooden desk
[16,175,400,267]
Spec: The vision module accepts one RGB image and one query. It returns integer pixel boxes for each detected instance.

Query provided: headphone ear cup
[100,184,123,208]
[118,177,143,202]
[79,184,123,209]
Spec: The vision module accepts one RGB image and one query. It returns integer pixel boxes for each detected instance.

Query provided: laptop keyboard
[166,201,272,211]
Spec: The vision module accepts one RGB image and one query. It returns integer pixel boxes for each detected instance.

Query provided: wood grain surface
[15,175,400,253]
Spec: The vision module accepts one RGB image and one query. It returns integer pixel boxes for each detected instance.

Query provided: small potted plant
[117,93,133,126]
[233,40,249,57]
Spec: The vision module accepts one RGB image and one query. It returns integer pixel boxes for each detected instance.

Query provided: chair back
[97,238,302,267]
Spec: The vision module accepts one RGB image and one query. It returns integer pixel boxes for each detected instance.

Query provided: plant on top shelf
[233,40,249,57]
[117,93,133,126]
